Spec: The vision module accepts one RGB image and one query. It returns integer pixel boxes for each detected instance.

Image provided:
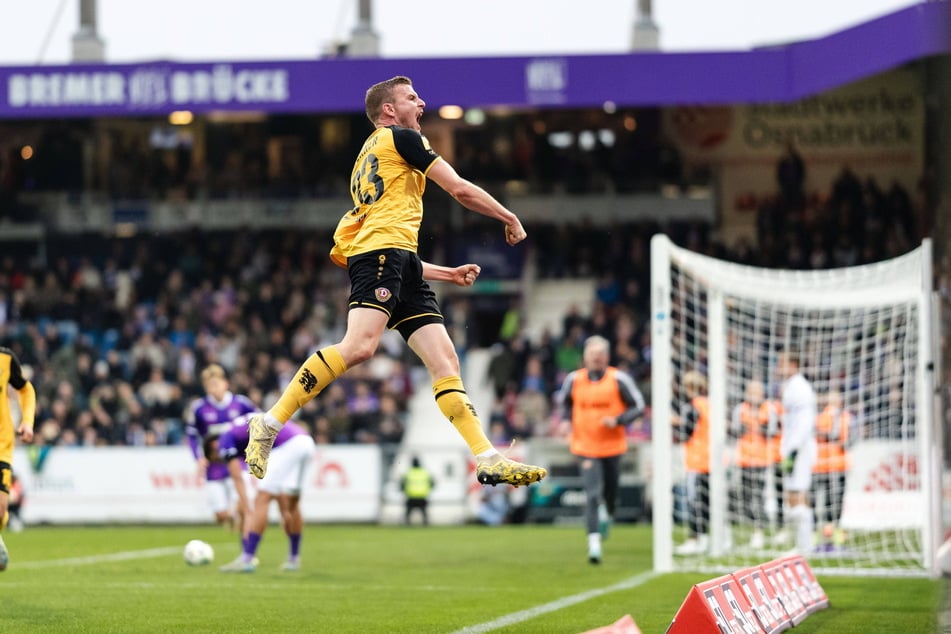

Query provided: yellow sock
[433,376,493,456]
[270,346,347,423]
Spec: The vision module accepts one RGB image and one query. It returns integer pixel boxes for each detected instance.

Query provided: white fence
[12,445,382,524]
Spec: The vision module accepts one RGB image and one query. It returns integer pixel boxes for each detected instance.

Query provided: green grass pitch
[0,523,943,632]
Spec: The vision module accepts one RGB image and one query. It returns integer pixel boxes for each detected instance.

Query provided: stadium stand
[0,1,947,535]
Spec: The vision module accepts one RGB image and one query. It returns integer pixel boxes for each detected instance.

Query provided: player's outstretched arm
[421,262,481,287]
[426,160,526,246]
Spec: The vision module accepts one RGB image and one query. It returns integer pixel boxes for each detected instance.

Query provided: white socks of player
[791,504,814,553]
[264,412,283,431]
[588,533,602,563]
[588,533,601,551]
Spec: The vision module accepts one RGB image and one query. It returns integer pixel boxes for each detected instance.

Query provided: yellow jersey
[0,347,31,464]
[331,125,441,268]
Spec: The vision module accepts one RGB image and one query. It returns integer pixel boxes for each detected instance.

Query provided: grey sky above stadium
[0,0,918,65]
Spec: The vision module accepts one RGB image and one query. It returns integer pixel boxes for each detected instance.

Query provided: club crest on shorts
[375,287,392,302]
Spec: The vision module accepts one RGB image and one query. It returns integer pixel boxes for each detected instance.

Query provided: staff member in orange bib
[555,335,644,564]
[672,370,711,555]
[730,379,783,549]
[813,390,852,548]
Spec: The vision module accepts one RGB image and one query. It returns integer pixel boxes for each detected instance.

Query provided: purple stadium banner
[0,2,947,119]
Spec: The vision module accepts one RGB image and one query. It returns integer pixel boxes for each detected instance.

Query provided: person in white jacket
[777,350,818,553]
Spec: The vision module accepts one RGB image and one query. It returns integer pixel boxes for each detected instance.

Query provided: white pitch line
[450,570,657,634]
[15,545,187,569]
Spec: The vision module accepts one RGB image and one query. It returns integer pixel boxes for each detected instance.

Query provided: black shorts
[406,498,429,510]
[347,248,443,340]
[0,461,11,494]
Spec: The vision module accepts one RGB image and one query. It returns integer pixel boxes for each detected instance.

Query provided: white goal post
[651,234,941,577]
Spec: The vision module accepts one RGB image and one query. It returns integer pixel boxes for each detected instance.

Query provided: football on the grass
[183,539,214,566]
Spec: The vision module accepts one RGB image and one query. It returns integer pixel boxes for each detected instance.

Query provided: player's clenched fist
[452,264,481,287]
[505,220,526,245]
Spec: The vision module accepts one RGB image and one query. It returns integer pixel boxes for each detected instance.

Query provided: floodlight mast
[348,0,381,58]
[73,0,106,62]
[632,0,660,51]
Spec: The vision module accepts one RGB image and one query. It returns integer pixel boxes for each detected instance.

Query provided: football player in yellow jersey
[0,346,36,571]
[245,76,547,488]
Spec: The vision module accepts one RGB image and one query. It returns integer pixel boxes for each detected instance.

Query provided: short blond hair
[200,364,226,384]
[683,370,707,393]
[365,75,412,124]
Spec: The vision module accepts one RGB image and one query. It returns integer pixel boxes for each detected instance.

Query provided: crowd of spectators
[464,162,935,448]
[0,110,686,220]
[754,159,923,272]
[0,154,939,454]
[0,228,413,449]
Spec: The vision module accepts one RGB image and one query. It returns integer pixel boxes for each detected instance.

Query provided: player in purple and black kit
[218,413,315,572]
[184,365,257,530]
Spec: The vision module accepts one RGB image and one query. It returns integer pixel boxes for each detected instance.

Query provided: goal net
[650,235,941,577]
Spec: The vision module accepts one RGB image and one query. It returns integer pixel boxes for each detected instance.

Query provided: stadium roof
[0,1,948,119]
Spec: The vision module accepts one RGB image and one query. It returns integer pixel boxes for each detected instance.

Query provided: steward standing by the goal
[672,370,711,555]
[813,390,853,549]
[555,335,645,564]
[730,379,782,550]
[777,350,818,554]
